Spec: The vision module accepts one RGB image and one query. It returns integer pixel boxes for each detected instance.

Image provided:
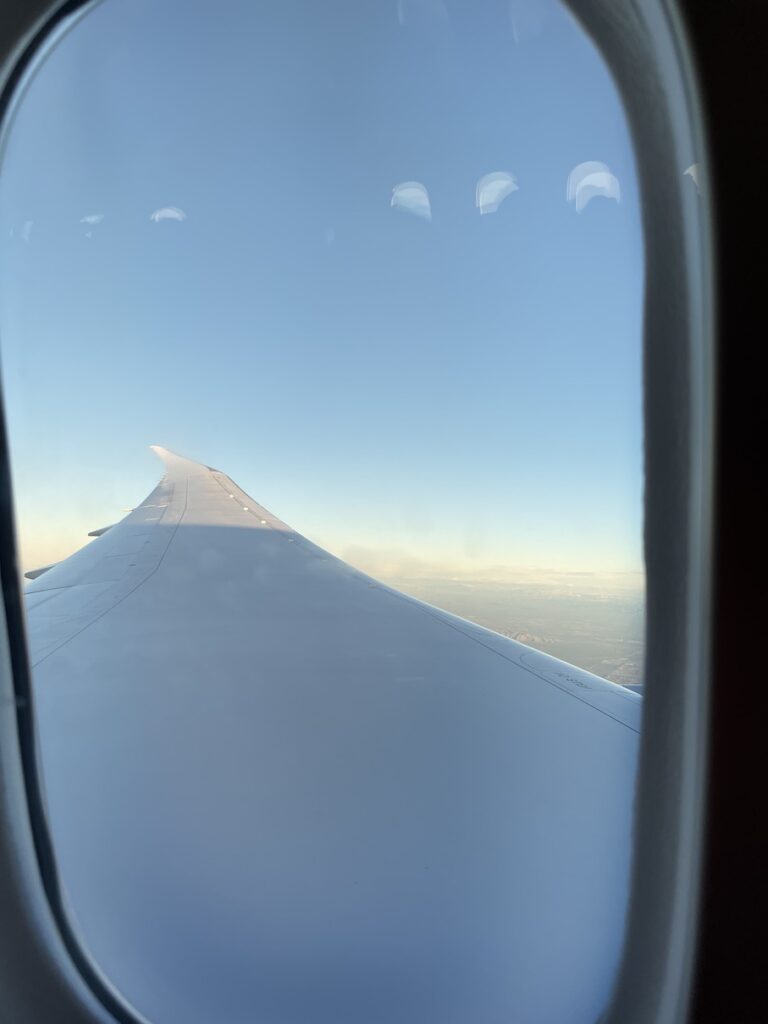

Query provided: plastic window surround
[0,2,713,1023]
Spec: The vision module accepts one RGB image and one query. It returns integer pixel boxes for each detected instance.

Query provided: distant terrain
[381,571,645,689]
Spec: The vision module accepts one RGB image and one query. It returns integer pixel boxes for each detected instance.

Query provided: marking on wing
[27,477,189,668]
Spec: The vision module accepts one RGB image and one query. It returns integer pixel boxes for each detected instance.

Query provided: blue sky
[0,0,644,578]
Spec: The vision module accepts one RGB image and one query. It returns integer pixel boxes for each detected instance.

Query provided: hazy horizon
[17,452,644,690]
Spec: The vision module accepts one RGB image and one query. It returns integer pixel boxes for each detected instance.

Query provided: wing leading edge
[25,447,640,1024]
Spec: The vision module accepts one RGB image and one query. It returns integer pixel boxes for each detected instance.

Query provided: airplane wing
[24,447,641,1024]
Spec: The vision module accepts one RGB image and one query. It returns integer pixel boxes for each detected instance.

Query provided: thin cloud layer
[150,206,187,223]
[476,171,518,215]
[391,181,432,221]
[21,220,33,243]
[566,161,620,212]
[80,213,104,225]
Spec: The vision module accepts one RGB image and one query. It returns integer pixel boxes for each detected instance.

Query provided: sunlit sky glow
[0,0,644,582]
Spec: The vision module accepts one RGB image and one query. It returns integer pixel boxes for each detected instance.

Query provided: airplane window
[0,1,645,1022]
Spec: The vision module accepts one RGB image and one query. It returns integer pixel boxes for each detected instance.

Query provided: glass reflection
[476,171,518,215]
[684,163,700,192]
[149,205,187,223]
[567,160,621,211]
[390,180,432,221]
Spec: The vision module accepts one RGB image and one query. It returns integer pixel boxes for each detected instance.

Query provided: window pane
[1,1,644,1022]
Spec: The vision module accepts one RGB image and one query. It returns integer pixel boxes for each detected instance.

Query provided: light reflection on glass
[390,180,432,221]
[566,161,621,211]
[476,171,519,215]
[149,206,187,223]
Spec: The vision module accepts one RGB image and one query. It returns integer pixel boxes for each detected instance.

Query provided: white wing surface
[25,447,640,1024]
